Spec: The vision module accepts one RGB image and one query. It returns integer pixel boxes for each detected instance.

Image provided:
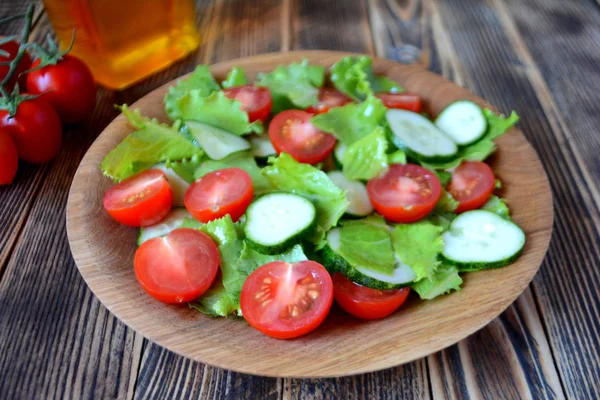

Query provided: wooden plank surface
[0,0,598,398]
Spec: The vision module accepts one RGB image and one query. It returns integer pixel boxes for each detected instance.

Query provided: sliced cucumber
[153,163,189,206]
[386,109,458,162]
[244,192,316,254]
[321,229,415,289]
[327,171,373,217]
[333,142,346,168]
[441,210,525,271]
[185,120,250,160]
[137,208,192,246]
[250,134,276,158]
[435,100,487,146]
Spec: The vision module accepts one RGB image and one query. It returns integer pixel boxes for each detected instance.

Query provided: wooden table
[1,1,598,398]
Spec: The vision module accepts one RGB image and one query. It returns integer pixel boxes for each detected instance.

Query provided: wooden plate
[66,51,553,378]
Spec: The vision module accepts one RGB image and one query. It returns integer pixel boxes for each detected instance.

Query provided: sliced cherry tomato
[184,167,253,223]
[305,88,351,114]
[134,228,220,304]
[0,38,32,92]
[367,163,441,223]
[0,130,18,185]
[222,85,272,123]
[448,161,495,213]
[332,273,410,320]
[103,169,173,227]
[376,92,422,113]
[26,55,97,124]
[240,260,334,339]
[0,96,62,163]
[268,110,336,164]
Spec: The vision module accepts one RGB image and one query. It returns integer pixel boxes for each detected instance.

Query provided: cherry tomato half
[375,92,422,113]
[26,55,97,124]
[306,88,351,114]
[134,228,220,304]
[241,260,334,339]
[367,163,441,223]
[268,110,336,164]
[0,96,62,163]
[223,85,272,123]
[0,38,31,92]
[103,169,173,227]
[332,273,410,320]
[0,130,18,185]
[184,167,253,223]
[448,161,495,213]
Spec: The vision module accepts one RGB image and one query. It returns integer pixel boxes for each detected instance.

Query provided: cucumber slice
[250,134,276,158]
[333,142,346,168]
[322,229,415,289]
[244,193,316,254]
[185,120,250,160]
[386,109,458,162]
[153,163,189,206]
[441,210,525,271]
[435,101,487,146]
[327,171,373,217]
[137,208,192,246]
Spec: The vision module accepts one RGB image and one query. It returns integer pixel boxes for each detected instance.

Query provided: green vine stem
[0,4,34,90]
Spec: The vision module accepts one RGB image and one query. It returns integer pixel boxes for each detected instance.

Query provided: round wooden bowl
[66,51,553,378]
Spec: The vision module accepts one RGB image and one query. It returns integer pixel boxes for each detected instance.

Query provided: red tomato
[240,260,334,339]
[0,130,18,185]
[0,96,62,163]
[268,110,336,164]
[0,38,31,92]
[26,55,97,124]
[223,85,272,123]
[134,228,220,304]
[448,161,495,213]
[103,169,173,227]
[376,92,422,113]
[332,273,410,320]
[184,167,253,223]
[367,163,441,223]
[306,88,351,114]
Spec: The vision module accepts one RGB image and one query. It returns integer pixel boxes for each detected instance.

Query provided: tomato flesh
[376,92,422,113]
[367,163,441,223]
[240,260,334,339]
[268,110,336,164]
[223,85,272,123]
[306,88,351,114]
[134,228,220,304]
[184,167,253,223]
[0,130,18,185]
[448,161,495,213]
[103,169,173,227]
[332,273,410,320]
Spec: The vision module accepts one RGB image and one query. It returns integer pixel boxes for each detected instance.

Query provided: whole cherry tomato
[0,38,31,92]
[0,129,18,184]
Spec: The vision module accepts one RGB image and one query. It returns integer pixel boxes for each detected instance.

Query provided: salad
[100,56,524,340]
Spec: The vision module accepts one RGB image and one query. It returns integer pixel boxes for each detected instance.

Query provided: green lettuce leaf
[388,149,407,165]
[221,67,248,88]
[194,151,272,195]
[311,95,386,146]
[237,243,307,276]
[100,106,201,180]
[427,212,457,230]
[435,190,459,213]
[423,110,519,170]
[482,195,510,219]
[262,153,347,236]
[165,153,204,183]
[391,221,443,281]
[411,264,462,300]
[337,215,396,275]
[256,59,324,113]
[330,56,403,101]
[169,90,263,135]
[342,127,388,181]
[165,65,220,118]
[189,280,238,317]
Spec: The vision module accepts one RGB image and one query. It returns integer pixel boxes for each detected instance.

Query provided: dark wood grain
[435,0,600,399]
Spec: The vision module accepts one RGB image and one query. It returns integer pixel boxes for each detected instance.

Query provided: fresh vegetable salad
[100,56,523,339]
